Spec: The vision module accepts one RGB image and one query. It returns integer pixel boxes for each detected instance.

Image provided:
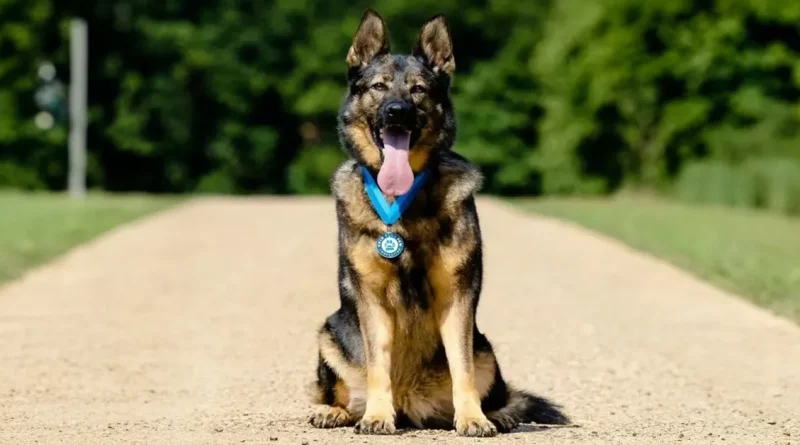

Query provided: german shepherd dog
[308,10,569,437]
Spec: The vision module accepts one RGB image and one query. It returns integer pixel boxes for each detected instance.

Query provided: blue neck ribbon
[361,166,430,225]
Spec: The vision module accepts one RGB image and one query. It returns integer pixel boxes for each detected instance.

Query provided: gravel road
[1,197,798,444]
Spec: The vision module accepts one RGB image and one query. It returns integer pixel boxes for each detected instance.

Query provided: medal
[376,232,405,258]
[362,166,430,259]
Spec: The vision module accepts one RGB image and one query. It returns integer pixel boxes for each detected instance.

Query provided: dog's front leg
[439,297,498,437]
[354,296,396,435]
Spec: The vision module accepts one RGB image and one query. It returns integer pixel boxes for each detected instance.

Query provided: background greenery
[2,0,799,213]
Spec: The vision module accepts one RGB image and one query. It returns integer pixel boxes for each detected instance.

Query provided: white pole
[68,18,88,199]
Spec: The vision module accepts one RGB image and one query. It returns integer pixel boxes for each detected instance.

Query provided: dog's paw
[455,414,498,437]
[308,406,353,429]
[486,412,517,434]
[354,414,396,435]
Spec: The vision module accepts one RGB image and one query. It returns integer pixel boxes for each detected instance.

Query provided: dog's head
[337,10,456,196]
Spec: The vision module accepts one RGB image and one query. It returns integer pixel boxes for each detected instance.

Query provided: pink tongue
[377,129,413,196]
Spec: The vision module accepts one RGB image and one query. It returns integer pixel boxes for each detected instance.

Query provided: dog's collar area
[361,165,429,226]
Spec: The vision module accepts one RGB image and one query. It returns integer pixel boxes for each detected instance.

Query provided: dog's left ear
[413,14,455,76]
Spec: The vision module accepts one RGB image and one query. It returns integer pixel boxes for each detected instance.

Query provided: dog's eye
[410,85,428,95]
[371,83,388,92]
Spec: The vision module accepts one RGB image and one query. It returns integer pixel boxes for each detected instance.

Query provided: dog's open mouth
[371,125,421,152]
[370,125,421,197]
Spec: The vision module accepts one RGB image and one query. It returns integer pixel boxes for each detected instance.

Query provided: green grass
[0,191,180,285]
[513,196,800,322]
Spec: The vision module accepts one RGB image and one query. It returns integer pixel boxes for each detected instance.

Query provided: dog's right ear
[347,9,390,69]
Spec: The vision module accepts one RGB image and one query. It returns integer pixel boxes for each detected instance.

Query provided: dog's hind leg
[307,355,356,429]
[309,405,354,429]
[308,320,366,429]
[480,356,570,432]
[486,386,569,432]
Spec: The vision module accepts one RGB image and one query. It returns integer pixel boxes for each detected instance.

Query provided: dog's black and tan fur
[308,10,569,437]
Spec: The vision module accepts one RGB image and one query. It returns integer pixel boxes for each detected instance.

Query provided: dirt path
[1,197,798,445]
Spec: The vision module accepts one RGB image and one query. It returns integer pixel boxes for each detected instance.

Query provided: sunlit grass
[0,191,180,284]
[513,196,800,322]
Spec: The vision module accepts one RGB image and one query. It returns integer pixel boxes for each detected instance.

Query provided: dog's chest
[341,173,468,310]
[350,220,447,307]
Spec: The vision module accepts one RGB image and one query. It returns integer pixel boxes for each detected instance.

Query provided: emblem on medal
[376,232,404,259]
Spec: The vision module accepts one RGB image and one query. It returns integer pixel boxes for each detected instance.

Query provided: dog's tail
[487,385,570,432]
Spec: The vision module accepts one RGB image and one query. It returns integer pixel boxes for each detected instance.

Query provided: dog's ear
[413,14,455,76]
[347,9,390,69]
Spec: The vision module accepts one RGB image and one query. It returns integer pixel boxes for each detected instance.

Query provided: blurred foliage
[1,0,799,207]
[533,0,800,196]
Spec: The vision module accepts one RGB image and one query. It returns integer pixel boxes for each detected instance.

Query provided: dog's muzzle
[379,99,415,129]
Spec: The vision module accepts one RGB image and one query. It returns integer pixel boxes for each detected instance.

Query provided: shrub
[0,162,45,190]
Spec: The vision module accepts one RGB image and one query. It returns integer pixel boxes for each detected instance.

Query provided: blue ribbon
[361,166,430,225]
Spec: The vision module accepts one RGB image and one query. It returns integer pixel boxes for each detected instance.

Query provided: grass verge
[0,191,180,285]
[512,196,800,322]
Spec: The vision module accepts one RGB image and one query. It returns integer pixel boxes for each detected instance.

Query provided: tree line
[1,0,799,212]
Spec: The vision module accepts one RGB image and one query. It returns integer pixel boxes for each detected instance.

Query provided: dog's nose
[386,102,405,118]
[383,100,414,125]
